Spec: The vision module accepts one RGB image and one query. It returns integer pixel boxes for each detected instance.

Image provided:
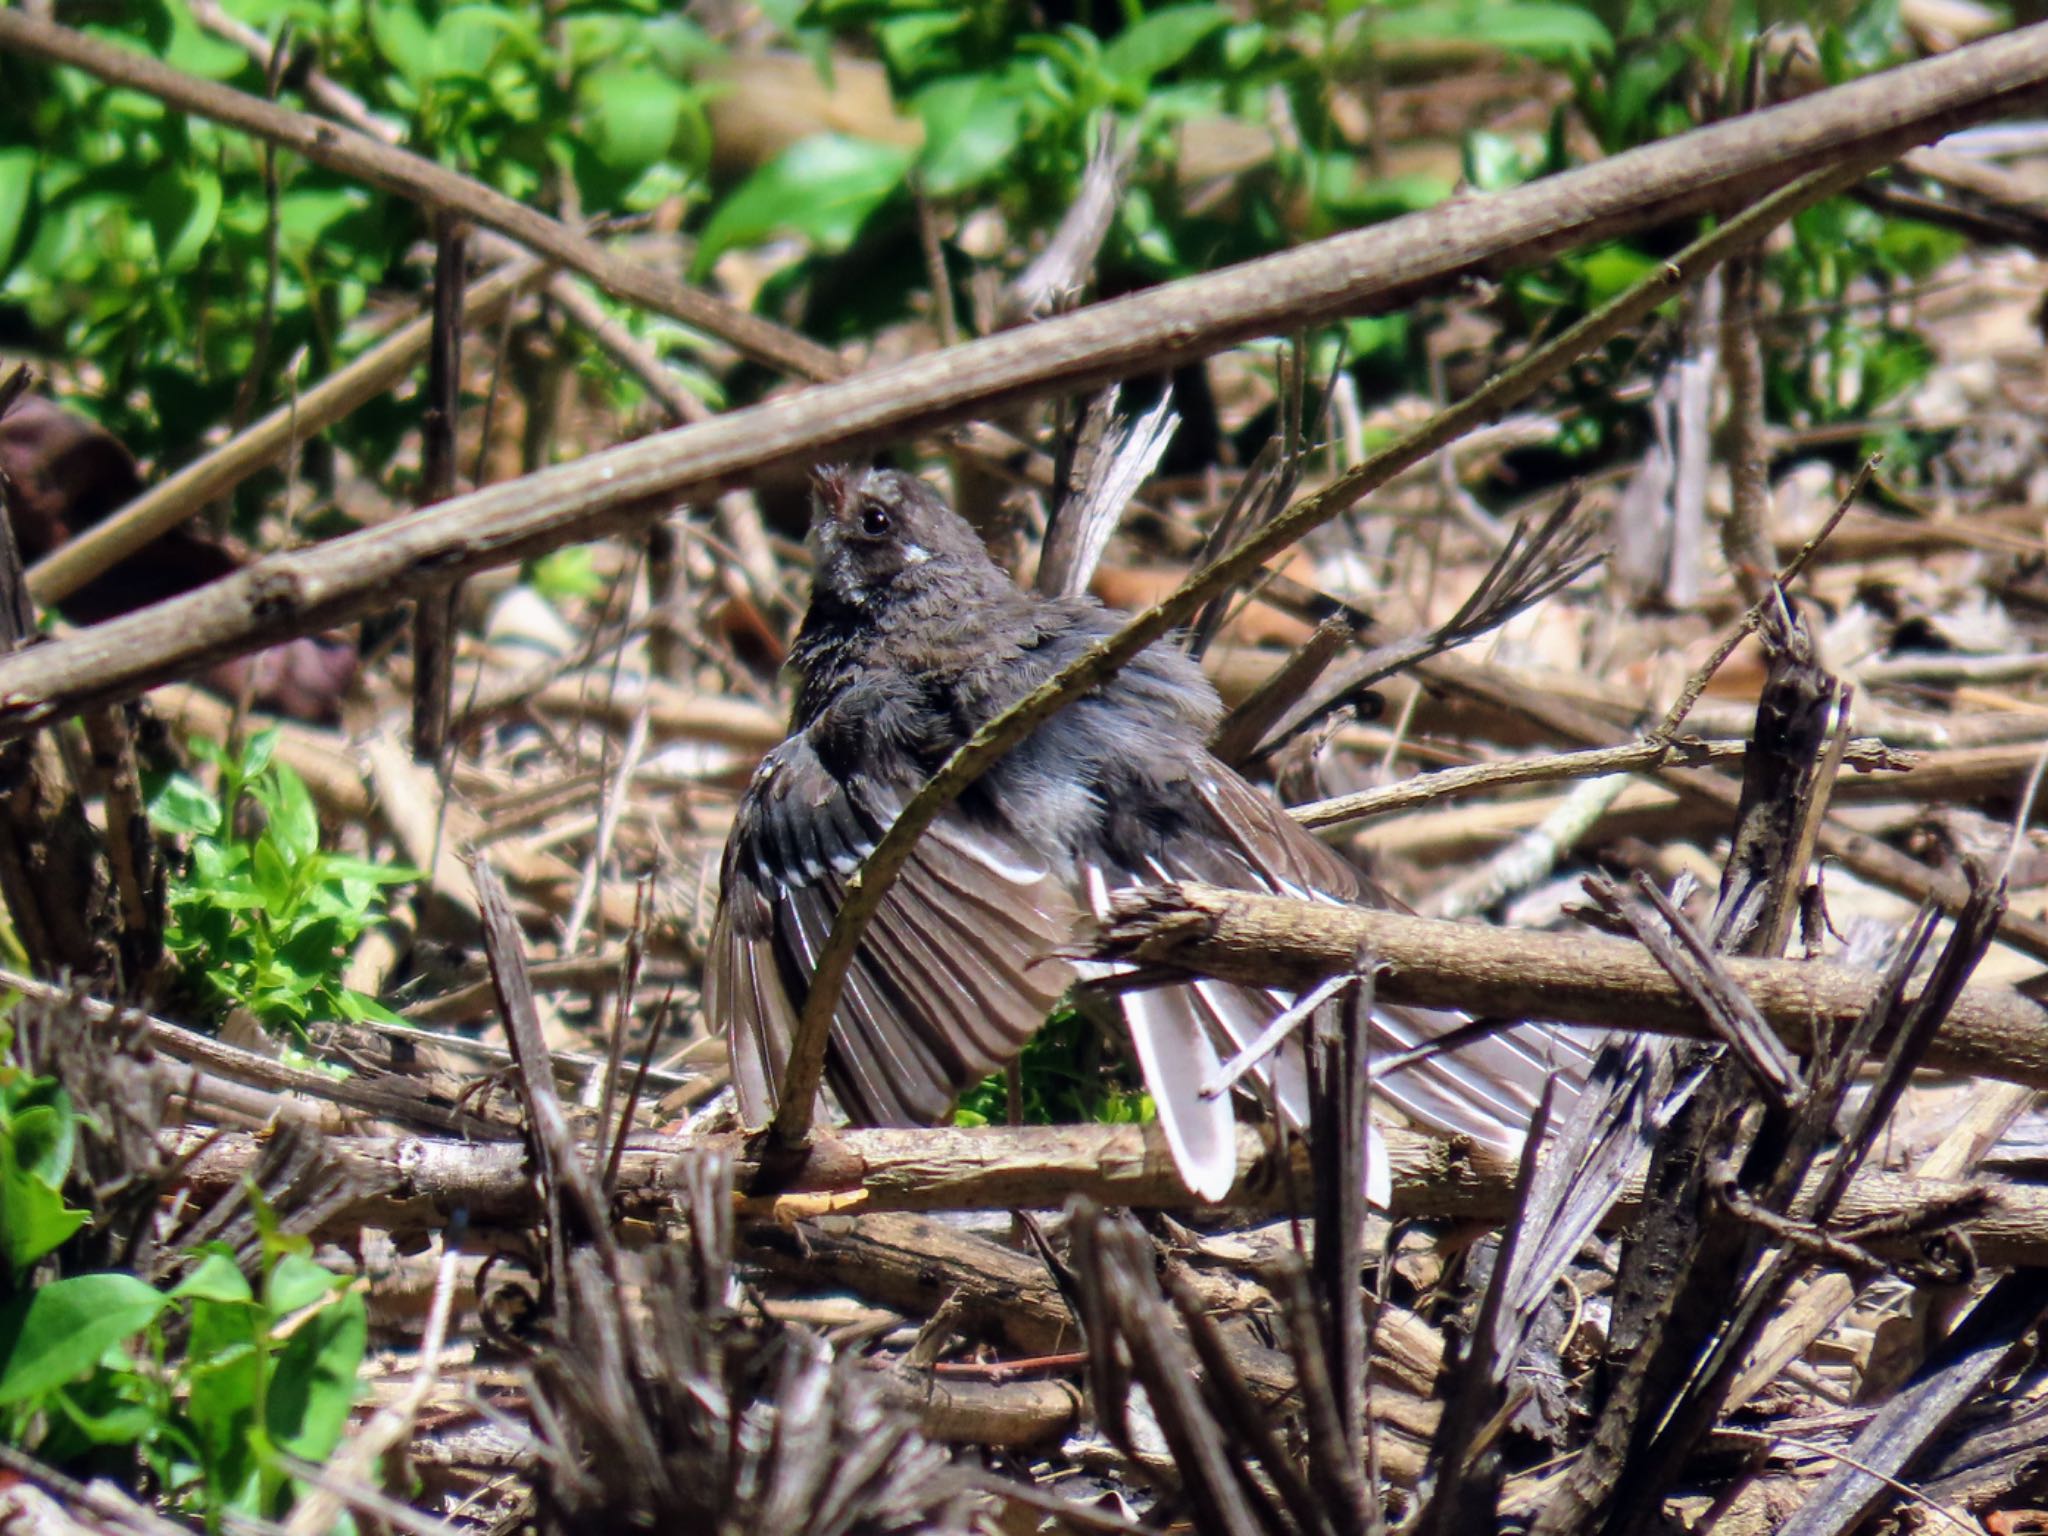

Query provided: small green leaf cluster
[0,0,723,479]
[0,0,408,466]
[699,0,1611,366]
[1772,194,1953,435]
[525,541,606,604]
[0,1044,367,1528]
[147,728,417,1041]
[725,0,1470,294]
[954,1004,1154,1129]
[706,0,1258,271]
[1476,0,1955,461]
[357,0,714,208]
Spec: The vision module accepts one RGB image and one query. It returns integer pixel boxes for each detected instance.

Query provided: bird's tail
[1104,974,1594,1206]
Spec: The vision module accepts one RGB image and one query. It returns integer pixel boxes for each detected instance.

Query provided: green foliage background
[0,0,1962,501]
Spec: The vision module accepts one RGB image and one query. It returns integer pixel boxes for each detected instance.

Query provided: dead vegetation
[5,9,2048,1536]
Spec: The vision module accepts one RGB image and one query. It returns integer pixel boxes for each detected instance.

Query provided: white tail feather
[1121,986,1238,1201]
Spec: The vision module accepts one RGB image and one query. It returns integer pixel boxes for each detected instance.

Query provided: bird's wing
[710,735,1082,1127]
[1125,761,1594,1160]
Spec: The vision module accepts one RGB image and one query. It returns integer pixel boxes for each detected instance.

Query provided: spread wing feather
[711,892,801,1127]
[710,736,1081,1128]
[1121,761,1600,1159]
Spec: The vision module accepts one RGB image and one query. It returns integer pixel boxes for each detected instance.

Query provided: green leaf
[912,75,1024,196]
[369,0,436,88]
[1464,128,1534,193]
[0,148,35,270]
[1220,21,1265,71]
[240,727,279,781]
[148,775,222,838]
[527,544,604,602]
[172,1248,253,1305]
[277,920,343,991]
[580,66,689,177]
[265,1251,343,1315]
[1343,313,1410,368]
[264,764,318,867]
[315,854,421,886]
[433,4,539,79]
[877,10,967,77]
[1875,217,1963,281]
[1101,4,1229,83]
[1,1079,74,1186]
[141,167,223,273]
[185,1298,262,1372]
[334,989,407,1025]
[642,15,724,75]
[181,1299,264,1511]
[0,1274,168,1406]
[276,188,368,252]
[693,133,912,276]
[754,0,809,35]
[162,2,255,80]
[0,1080,87,1277]
[1371,2,1612,60]
[0,1146,86,1277]
[267,1288,365,1460]
[252,836,295,916]
[561,12,635,67]
[1574,241,1663,305]
[1304,155,1449,223]
[45,1377,158,1450]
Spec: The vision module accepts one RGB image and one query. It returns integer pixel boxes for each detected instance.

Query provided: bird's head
[806,465,997,611]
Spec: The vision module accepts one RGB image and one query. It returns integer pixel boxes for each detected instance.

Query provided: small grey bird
[709,465,1584,1199]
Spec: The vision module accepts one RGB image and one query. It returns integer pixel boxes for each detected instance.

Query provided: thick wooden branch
[167,1122,2048,1266]
[1091,882,2048,1088]
[0,33,2044,734]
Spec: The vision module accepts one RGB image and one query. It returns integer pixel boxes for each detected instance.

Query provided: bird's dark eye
[859,502,891,537]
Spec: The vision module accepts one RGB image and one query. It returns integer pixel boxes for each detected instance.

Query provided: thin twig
[1650,455,1877,742]
[223,22,290,437]
[603,985,674,1198]
[471,221,716,428]
[411,215,467,764]
[0,364,34,423]
[913,179,961,350]
[1720,249,1775,600]
[1258,488,1604,752]
[596,879,649,1160]
[1713,1430,1981,1536]
[561,703,648,955]
[188,0,403,144]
